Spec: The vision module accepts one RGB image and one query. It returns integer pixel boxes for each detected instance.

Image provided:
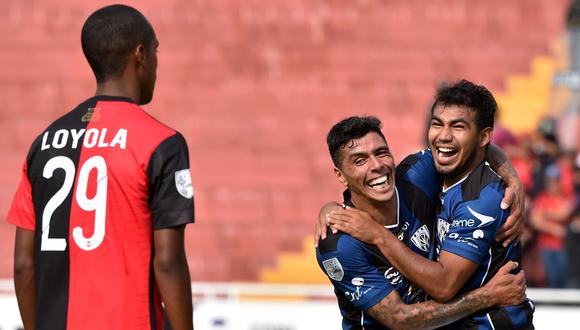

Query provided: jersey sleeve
[316,235,395,311]
[147,132,195,229]
[441,188,507,263]
[6,161,35,230]
[396,149,441,203]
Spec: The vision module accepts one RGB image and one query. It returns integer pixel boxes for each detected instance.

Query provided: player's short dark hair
[431,79,497,131]
[327,116,387,167]
[81,4,156,83]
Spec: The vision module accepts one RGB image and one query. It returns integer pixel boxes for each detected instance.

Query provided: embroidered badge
[410,224,430,252]
[82,107,101,122]
[323,258,344,281]
[175,169,193,199]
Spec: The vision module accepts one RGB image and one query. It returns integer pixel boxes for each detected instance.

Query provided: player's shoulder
[460,161,503,202]
[317,229,366,256]
[454,179,505,223]
[397,148,440,193]
[396,149,436,177]
[25,99,93,159]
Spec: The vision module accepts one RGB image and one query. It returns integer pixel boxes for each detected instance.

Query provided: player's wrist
[476,286,496,308]
[372,228,389,246]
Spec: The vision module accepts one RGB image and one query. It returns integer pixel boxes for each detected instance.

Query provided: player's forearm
[368,288,493,330]
[14,228,36,330]
[374,232,452,301]
[154,257,193,330]
[14,266,36,329]
[486,144,518,180]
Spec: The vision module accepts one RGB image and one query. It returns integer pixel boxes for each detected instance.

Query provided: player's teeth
[369,176,387,186]
[439,147,453,153]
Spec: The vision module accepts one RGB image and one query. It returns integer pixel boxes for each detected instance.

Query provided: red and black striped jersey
[7,95,195,330]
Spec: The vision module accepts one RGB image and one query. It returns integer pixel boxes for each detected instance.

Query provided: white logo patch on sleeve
[323,257,344,281]
[175,169,193,199]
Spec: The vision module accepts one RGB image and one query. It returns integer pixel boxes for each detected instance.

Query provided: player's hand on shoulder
[496,177,526,247]
[327,207,384,245]
[315,202,342,247]
[484,261,526,307]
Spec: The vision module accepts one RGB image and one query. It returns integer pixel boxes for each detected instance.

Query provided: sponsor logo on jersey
[451,218,476,227]
[384,267,402,285]
[467,206,495,227]
[82,107,101,122]
[175,169,193,199]
[447,232,479,248]
[405,284,426,304]
[448,233,459,239]
[473,229,484,239]
[352,277,365,286]
[395,221,410,241]
[457,237,479,249]
[344,284,374,302]
[323,257,344,281]
[410,225,430,252]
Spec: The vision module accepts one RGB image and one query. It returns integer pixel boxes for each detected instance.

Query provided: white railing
[2,279,580,304]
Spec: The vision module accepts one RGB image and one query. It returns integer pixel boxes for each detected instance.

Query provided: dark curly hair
[327,116,387,167]
[430,79,497,131]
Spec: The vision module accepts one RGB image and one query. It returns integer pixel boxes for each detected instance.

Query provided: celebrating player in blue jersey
[325,81,533,329]
[316,116,526,329]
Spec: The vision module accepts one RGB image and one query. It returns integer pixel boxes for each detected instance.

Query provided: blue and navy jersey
[433,161,534,330]
[316,151,440,330]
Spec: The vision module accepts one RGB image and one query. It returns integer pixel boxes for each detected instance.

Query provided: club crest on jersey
[437,218,449,242]
[82,107,101,122]
[410,225,430,252]
[175,169,193,199]
[323,257,344,281]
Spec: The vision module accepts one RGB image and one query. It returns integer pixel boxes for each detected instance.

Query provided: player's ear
[334,167,348,187]
[479,127,493,148]
[134,44,147,66]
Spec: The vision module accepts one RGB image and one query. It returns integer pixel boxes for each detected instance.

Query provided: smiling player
[316,116,526,329]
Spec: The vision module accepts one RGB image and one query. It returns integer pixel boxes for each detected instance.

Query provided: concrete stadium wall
[0,0,571,281]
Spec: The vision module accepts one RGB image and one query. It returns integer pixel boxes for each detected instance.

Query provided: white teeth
[438,147,454,153]
[369,175,388,186]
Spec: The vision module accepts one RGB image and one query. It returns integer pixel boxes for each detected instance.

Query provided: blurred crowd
[494,117,580,288]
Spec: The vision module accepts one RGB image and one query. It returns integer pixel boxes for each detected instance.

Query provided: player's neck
[95,77,140,104]
[443,151,486,189]
[351,191,398,227]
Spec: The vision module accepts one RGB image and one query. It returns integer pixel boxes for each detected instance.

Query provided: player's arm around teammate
[366,261,525,329]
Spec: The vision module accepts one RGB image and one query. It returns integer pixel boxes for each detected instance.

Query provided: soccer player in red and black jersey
[7,5,194,330]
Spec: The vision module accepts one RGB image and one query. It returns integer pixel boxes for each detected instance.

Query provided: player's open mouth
[367,174,391,191]
[436,146,458,164]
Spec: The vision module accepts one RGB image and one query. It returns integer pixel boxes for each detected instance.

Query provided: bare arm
[486,144,525,246]
[154,226,193,330]
[376,230,478,302]
[14,227,36,330]
[367,262,525,329]
[328,208,477,302]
